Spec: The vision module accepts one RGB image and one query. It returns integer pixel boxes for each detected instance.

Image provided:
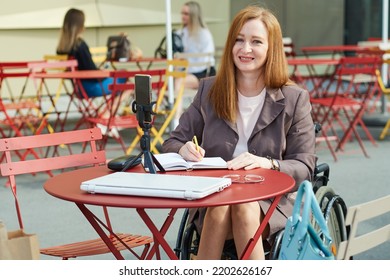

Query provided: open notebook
[144,152,228,171]
[80,172,232,200]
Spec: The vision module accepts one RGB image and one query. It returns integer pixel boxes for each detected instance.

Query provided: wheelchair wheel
[174,209,201,260]
[268,229,284,260]
[312,185,348,256]
[181,221,201,259]
[174,208,189,259]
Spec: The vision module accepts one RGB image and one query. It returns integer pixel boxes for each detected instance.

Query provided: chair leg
[379,119,390,140]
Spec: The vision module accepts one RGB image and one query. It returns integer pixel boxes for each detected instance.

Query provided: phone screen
[135,74,152,123]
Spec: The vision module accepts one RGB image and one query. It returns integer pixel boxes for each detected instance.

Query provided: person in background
[162,5,317,259]
[56,8,126,136]
[57,8,121,98]
[173,1,216,127]
[178,1,216,88]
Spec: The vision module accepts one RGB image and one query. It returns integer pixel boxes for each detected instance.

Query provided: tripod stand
[121,102,165,174]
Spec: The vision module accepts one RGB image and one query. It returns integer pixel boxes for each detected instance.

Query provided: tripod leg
[151,153,165,173]
[121,151,143,172]
[143,150,157,174]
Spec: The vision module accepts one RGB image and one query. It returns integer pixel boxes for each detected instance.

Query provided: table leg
[137,208,178,260]
[76,203,125,260]
[240,195,282,260]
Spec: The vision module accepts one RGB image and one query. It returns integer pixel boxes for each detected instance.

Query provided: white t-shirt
[179,27,215,73]
[233,88,266,158]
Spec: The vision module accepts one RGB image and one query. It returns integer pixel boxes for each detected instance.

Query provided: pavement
[0,120,389,260]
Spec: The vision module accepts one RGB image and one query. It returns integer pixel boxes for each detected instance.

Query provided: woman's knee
[231,203,260,223]
[205,206,230,222]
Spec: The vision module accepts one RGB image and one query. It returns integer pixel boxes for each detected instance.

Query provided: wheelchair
[173,162,348,260]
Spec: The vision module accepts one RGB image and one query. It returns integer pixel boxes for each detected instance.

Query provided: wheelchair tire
[312,185,348,256]
[181,222,200,260]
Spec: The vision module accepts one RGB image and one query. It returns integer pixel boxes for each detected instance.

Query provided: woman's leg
[231,202,265,260]
[196,206,232,260]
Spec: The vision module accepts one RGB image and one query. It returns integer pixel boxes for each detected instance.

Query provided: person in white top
[178,1,216,88]
[172,1,217,127]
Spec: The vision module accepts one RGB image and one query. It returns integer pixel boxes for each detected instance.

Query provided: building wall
[230,0,344,55]
[0,0,370,62]
[0,0,230,61]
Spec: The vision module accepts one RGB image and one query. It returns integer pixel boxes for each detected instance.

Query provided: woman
[173,1,217,126]
[56,8,124,98]
[178,1,216,88]
[162,5,317,259]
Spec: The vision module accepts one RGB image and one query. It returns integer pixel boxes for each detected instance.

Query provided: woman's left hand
[227,152,272,170]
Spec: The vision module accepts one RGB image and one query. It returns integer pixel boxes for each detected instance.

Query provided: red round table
[44,165,295,260]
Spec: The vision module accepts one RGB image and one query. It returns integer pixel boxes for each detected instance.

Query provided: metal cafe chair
[0,127,152,259]
[0,61,49,164]
[337,194,390,260]
[310,56,382,159]
[28,59,78,133]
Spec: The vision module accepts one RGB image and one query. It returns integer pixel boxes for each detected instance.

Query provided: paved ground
[0,122,389,260]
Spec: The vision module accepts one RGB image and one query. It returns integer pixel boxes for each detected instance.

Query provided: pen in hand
[192,135,200,152]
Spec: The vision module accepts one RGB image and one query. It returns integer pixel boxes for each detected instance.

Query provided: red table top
[301,45,369,53]
[44,165,295,209]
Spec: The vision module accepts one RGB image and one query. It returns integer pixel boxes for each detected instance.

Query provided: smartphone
[135,74,152,123]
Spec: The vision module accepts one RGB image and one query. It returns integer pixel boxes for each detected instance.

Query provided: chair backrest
[333,56,382,99]
[90,46,108,67]
[28,60,78,95]
[0,61,49,138]
[336,56,382,76]
[0,127,105,176]
[0,127,106,228]
[0,61,42,101]
[336,194,390,260]
[28,60,79,131]
[43,54,69,61]
[28,60,78,74]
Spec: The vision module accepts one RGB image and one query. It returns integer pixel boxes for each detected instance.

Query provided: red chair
[0,61,49,164]
[311,56,382,159]
[0,127,152,259]
[28,60,78,133]
[86,68,166,154]
[0,61,47,136]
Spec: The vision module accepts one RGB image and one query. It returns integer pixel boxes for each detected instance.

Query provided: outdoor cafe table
[43,165,295,260]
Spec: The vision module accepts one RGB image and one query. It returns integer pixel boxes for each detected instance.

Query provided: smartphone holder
[121,101,165,174]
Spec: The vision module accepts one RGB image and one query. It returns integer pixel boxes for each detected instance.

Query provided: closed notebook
[80,172,231,200]
[144,152,228,171]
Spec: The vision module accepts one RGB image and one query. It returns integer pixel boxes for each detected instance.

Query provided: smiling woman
[162,5,316,260]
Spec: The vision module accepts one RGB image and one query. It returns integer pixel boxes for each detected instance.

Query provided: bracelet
[267,156,280,171]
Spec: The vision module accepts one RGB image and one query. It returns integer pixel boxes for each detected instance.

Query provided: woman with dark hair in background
[57,8,122,98]
[57,8,126,136]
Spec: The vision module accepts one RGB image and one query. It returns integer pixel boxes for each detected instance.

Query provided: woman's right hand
[179,141,205,162]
